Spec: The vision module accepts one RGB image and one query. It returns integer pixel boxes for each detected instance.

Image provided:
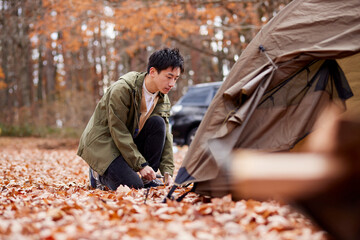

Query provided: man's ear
[149,67,158,77]
[149,67,161,78]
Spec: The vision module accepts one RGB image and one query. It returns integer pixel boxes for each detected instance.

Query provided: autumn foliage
[0,137,328,239]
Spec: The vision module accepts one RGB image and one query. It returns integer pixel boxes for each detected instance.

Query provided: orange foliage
[32,0,102,52]
[30,0,275,57]
[0,81,6,90]
[0,137,328,239]
[0,67,4,79]
[0,68,5,90]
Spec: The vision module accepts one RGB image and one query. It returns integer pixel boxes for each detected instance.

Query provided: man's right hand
[139,165,156,181]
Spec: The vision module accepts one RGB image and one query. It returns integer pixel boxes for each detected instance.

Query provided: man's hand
[166,174,174,186]
[139,166,156,181]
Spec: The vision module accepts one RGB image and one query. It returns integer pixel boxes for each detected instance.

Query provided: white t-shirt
[143,81,159,115]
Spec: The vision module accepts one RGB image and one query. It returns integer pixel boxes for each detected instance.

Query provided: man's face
[150,67,181,94]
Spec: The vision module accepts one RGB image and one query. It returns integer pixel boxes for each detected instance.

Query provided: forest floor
[0,137,328,240]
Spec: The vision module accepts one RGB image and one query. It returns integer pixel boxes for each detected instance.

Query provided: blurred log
[231,108,360,240]
[231,151,344,201]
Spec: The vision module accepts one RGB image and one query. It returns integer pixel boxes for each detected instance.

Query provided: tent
[171,0,360,199]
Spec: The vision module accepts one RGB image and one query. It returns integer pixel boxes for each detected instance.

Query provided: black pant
[99,116,166,190]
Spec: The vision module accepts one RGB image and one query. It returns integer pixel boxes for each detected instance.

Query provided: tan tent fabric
[338,52,360,114]
[174,0,360,198]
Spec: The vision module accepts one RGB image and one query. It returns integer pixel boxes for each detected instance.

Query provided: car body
[170,81,222,146]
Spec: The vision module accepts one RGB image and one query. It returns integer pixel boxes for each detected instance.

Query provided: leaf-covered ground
[0,137,328,240]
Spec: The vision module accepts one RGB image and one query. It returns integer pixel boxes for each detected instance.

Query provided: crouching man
[77,48,184,189]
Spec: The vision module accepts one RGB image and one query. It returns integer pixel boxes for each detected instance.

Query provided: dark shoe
[143,178,164,188]
[89,167,107,190]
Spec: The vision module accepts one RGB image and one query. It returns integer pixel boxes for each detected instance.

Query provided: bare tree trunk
[37,44,44,103]
[18,2,32,107]
[72,52,82,92]
[63,49,73,92]
[45,49,56,102]
[0,1,10,113]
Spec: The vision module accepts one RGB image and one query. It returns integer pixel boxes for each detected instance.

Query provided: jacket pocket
[85,125,109,147]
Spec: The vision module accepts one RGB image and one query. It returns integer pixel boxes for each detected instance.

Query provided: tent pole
[162,185,178,203]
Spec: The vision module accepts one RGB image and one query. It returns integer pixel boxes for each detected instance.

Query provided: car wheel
[186,127,198,146]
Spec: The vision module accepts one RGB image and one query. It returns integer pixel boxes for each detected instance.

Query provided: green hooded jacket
[77,71,174,176]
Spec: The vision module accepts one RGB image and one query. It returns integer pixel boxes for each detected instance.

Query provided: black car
[170,81,222,146]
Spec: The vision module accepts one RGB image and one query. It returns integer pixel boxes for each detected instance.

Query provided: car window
[180,87,211,106]
[212,86,220,98]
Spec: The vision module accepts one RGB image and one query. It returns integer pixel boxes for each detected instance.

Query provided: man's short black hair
[147,48,184,74]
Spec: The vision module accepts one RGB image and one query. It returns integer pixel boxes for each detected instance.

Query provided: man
[77,48,184,189]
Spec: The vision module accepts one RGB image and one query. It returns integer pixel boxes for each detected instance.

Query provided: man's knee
[148,115,165,125]
[102,155,144,190]
[147,116,166,132]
